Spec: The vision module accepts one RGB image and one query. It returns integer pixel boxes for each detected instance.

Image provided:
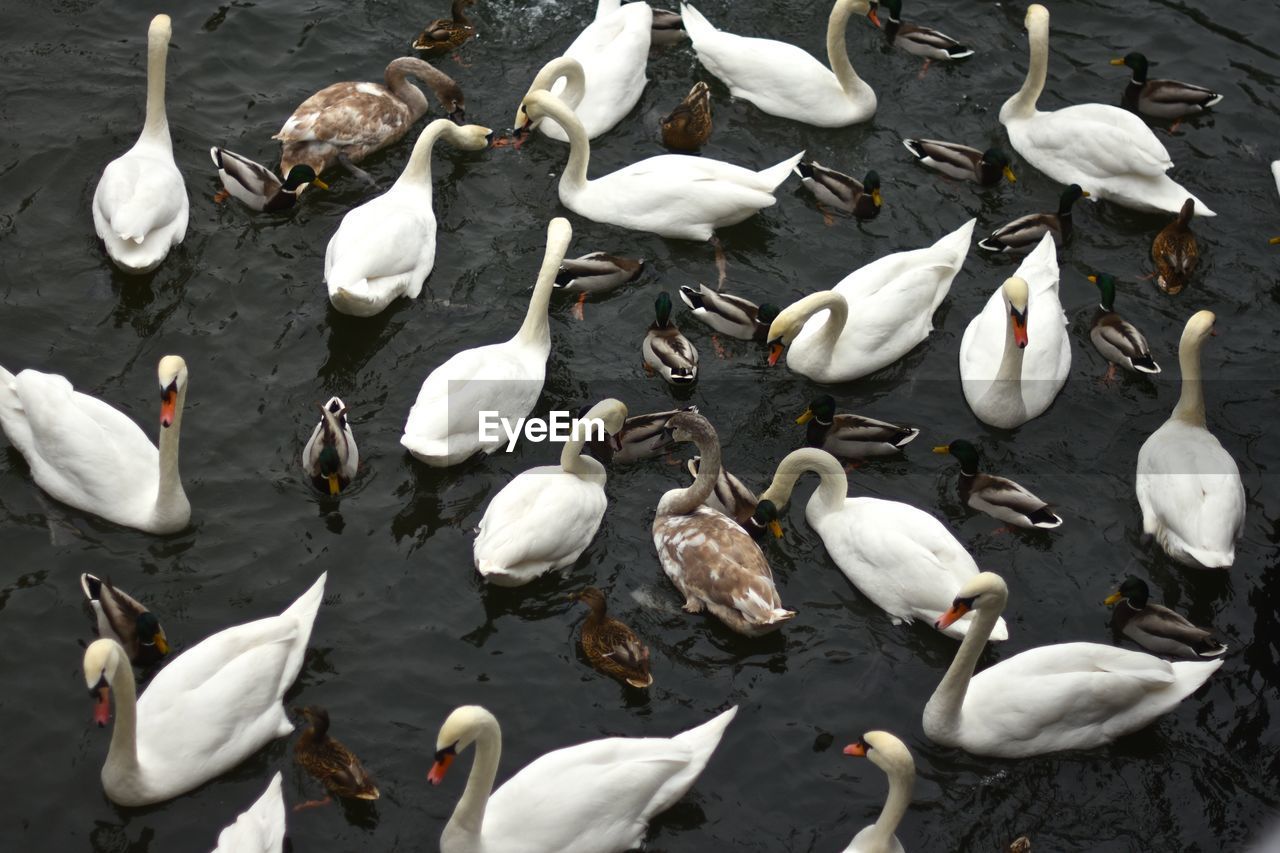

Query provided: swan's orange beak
[868,7,882,27]
[935,600,971,629]
[160,385,177,428]
[428,749,455,785]
[1010,311,1028,349]
[92,685,111,727]
[843,741,868,757]
[767,342,785,366]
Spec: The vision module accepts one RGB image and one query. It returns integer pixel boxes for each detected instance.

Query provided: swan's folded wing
[1138,426,1244,553]
[326,199,433,286]
[212,772,286,853]
[475,470,604,570]
[275,87,402,148]
[95,153,187,244]
[1022,105,1172,179]
[588,159,777,236]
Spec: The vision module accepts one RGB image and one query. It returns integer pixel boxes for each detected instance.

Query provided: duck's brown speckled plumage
[412,0,477,56]
[1152,199,1198,294]
[575,587,653,688]
[661,81,712,151]
[294,706,380,801]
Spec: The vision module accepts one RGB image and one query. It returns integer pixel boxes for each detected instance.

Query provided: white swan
[82,573,326,806]
[0,355,190,534]
[428,704,736,853]
[515,84,802,241]
[520,0,651,142]
[999,5,1214,217]
[765,218,975,383]
[401,218,570,466]
[474,399,628,586]
[211,772,286,853]
[959,233,1070,429]
[841,731,914,853]
[91,15,188,273]
[681,0,876,126]
[759,448,1006,641]
[924,572,1222,757]
[325,120,492,317]
[1136,310,1245,569]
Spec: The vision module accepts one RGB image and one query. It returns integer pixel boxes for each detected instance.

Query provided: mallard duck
[302,397,358,496]
[654,412,794,635]
[92,15,188,274]
[760,449,1006,640]
[1151,198,1198,294]
[840,731,915,853]
[1112,52,1222,123]
[210,149,326,212]
[1136,311,1245,569]
[1007,838,1032,853]
[555,251,645,319]
[1087,272,1160,377]
[681,0,877,127]
[875,0,973,77]
[644,292,698,385]
[402,218,571,466]
[661,81,712,151]
[959,235,1070,429]
[902,139,1015,186]
[80,574,170,666]
[428,705,736,853]
[1000,6,1214,216]
[274,58,465,186]
[412,0,477,56]
[797,395,918,459]
[925,572,1220,756]
[514,84,802,243]
[678,283,779,342]
[294,706,380,803]
[794,162,882,221]
[573,587,653,687]
[211,772,285,853]
[1105,576,1227,659]
[651,7,687,45]
[473,400,628,586]
[324,120,491,317]
[583,405,697,465]
[0,356,191,534]
[766,219,975,383]
[686,456,783,540]
[933,439,1062,529]
[977,184,1087,254]
[81,574,326,806]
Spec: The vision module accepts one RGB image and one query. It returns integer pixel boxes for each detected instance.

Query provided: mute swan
[91,15,188,274]
[517,0,652,143]
[211,772,286,853]
[680,0,876,126]
[1105,577,1227,659]
[210,149,326,212]
[428,704,736,853]
[0,355,190,534]
[80,574,170,666]
[514,84,803,242]
[759,448,1006,641]
[959,234,1070,429]
[765,218,975,383]
[473,399,628,586]
[401,218,571,466]
[275,58,465,186]
[324,120,491,317]
[841,731,915,853]
[302,396,358,495]
[933,440,1062,529]
[574,587,653,688]
[999,5,1214,217]
[1135,310,1245,569]
[654,411,794,636]
[924,572,1221,756]
[82,573,327,806]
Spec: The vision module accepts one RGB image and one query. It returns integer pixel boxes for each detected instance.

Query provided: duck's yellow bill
[1087,274,1099,283]
[768,520,784,539]
[327,474,341,496]
[932,445,950,454]
[154,632,171,655]
[1269,236,1280,245]
[1109,58,1126,66]
[796,408,815,425]
[310,178,330,190]
[1003,165,1018,184]
[871,188,883,206]
[1103,591,1124,606]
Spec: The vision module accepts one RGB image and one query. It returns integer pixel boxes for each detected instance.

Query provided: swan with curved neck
[680,0,876,126]
[766,219,975,383]
[81,573,327,805]
[0,355,190,534]
[841,731,914,853]
[1135,311,1245,569]
[91,14,188,274]
[998,4,1214,217]
[759,449,1006,641]
[960,234,1070,429]
[325,120,491,317]
[428,704,737,853]
[653,411,793,635]
[401,218,573,466]
[515,83,803,242]
[923,572,1222,757]
[473,399,628,586]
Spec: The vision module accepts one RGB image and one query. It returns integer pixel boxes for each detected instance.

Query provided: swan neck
[995,315,1025,384]
[1172,334,1207,426]
[1003,15,1047,120]
[931,598,1002,726]
[825,0,862,97]
[540,96,590,193]
[141,29,171,144]
[515,225,571,347]
[155,384,187,522]
[663,435,720,515]
[396,121,448,187]
[386,60,434,122]
[869,761,915,849]
[559,425,605,478]
[452,718,501,835]
[104,652,140,774]
[810,292,849,358]
[759,448,846,513]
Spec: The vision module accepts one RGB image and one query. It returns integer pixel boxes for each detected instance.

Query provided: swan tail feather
[757,151,806,190]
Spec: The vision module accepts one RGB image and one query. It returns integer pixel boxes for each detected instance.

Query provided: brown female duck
[574,587,653,688]
[1151,198,1198,294]
[293,706,380,806]
[412,0,477,57]
[661,81,712,151]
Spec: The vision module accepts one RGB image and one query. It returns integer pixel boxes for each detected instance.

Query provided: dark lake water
[1,0,1278,850]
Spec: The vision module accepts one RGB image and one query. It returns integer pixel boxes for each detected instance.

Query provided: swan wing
[474,468,606,578]
[325,193,436,291]
[275,83,407,148]
[94,149,188,245]
[1020,104,1172,180]
[211,772,286,853]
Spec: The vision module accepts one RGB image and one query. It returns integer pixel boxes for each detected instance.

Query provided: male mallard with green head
[1105,576,1227,659]
[933,439,1062,529]
[644,292,698,385]
[1087,272,1160,380]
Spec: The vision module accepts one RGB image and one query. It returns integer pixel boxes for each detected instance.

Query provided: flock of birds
[0,0,1271,850]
